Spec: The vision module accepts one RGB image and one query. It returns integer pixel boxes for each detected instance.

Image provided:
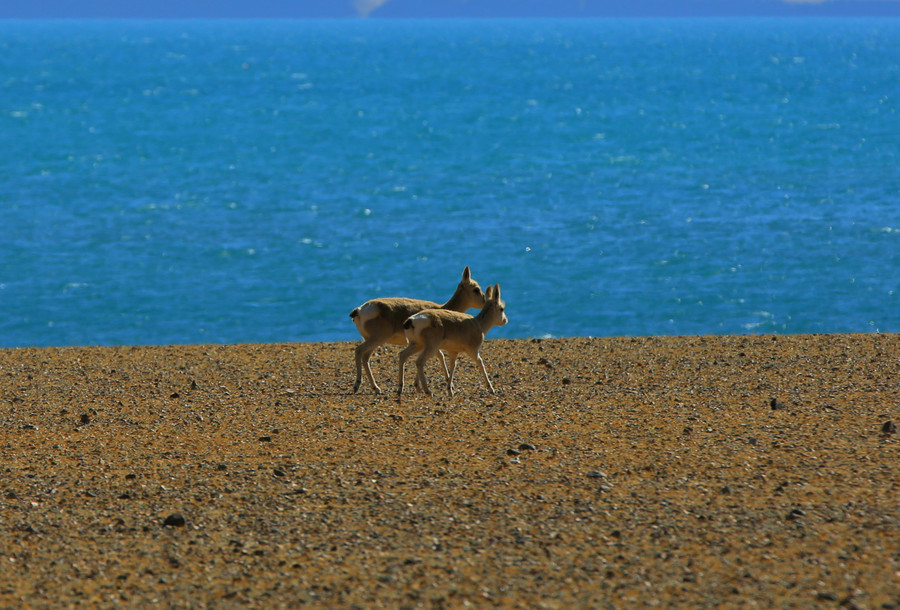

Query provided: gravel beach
[1,335,898,608]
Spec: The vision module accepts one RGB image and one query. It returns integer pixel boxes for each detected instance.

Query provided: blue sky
[3,0,900,19]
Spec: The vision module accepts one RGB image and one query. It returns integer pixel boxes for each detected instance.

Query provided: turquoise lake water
[1,18,898,346]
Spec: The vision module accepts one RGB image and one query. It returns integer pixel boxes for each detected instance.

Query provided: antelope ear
[485,284,494,300]
[462,266,471,281]
[493,284,501,301]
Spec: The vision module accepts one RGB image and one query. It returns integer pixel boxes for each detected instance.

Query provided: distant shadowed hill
[2,0,900,19]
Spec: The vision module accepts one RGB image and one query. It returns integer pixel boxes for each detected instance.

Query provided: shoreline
[2,329,895,351]
[1,334,897,607]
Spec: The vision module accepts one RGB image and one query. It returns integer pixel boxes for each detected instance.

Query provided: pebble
[881,420,896,434]
[273,468,286,477]
[770,398,786,410]
[258,436,272,442]
[518,443,536,451]
[79,413,90,425]
[19,523,37,534]
[786,508,805,521]
[163,513,186,527]
[506,448,521,456]
[587,471,607,479]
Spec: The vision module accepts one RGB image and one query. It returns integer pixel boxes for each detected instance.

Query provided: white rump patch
[353,301,381,335]
[404,312,432,341]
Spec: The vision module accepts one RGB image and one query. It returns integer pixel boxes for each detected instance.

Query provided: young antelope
[398,283,507,397]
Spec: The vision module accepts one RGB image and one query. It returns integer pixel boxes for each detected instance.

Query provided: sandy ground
[0,334,898,608]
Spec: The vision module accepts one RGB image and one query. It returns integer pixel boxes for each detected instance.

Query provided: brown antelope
[349,266,485,394]
[398,283,507,397]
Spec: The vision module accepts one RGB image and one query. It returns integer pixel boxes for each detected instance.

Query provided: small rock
[19,523,37,534]
[216,464,228,471]
[21,424,37,431]
[587,471,607,479]
[840,590,865,609]
[258,436,272,443]
[770,398,785,410]
[190,379,198,390]
[273,468,286,477]
[786,508,805,521]
[163,513,186,527]
[881,420,896,434]
[506,448,521,456]
[125,473,137,480]
[79,413,90,425]
[561,377,571,385]
[518,443,536,451]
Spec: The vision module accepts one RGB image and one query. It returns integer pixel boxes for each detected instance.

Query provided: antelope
[398,283,507,397]
[349,266,485,394]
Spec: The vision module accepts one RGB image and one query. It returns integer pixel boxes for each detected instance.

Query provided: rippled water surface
[1,19,898,346]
